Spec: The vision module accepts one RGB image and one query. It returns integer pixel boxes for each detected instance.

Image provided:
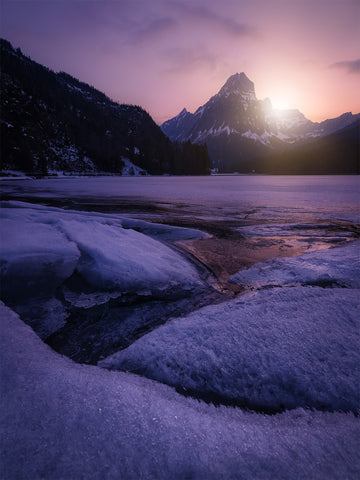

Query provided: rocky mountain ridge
[161,73,359,173]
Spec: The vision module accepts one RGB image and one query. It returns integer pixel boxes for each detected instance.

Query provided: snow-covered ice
[100,283,360,413]
[1,302,359,480]
[230,240,360,289]
[59,218,202,293]
[0,202,204,299]
[0,217,80,301]
[1,200,207,241]
[236,222,354,239]
[0,201,206,338]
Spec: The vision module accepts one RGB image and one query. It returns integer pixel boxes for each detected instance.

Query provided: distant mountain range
[1,38,358,176]
[161,73,359,174]
[0,39,210,176]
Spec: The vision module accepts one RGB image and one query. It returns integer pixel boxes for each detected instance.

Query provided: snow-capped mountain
[161,108,197,142]
[161,73,359,172]
[163,73,269,145]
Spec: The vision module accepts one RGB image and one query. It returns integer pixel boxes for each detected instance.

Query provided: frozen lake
[2,176,359,256]
[2,175,359,217]
[1,175,360,479]
[2,174,359,294]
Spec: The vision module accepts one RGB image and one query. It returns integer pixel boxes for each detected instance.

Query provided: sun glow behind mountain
[1,0,359,124]
[267,90,299,112]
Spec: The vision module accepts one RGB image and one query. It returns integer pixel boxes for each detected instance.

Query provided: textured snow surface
[237,222,355,238]
[1,303,359,480]
[0,217,80,301]
[0,202,204,298]
[59,218,201,292]
[230,241,360,289]
[100,286,360,413]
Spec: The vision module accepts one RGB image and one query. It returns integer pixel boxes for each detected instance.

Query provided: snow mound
[230,241,360,289]
[1,302,359,479]
[100,286,360,413]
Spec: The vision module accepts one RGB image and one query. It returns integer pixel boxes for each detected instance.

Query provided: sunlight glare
[269,93,296,111]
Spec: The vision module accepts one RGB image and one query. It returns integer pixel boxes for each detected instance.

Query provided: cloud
[128,17,178,44]
[114,1,255,49]
[330,59,360,74]
[171,1,255,37]
[162,46,219,73]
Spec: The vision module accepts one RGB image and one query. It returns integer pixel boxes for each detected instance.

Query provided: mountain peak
[218,72,255,98]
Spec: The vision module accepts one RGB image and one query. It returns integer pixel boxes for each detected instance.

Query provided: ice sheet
[0,200,208,241]
[0,217,80,301]
[1,175,359,223]
[59,217,203,293]
[0,203,204,299]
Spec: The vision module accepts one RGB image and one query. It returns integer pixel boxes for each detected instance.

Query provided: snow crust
[1,302,359,480]
[100,242,360,414]
[100,285,360,413]
[1,200,206,242]
[230,240,360,289]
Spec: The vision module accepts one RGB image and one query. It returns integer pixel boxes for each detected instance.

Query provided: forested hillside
[1,39,210,176]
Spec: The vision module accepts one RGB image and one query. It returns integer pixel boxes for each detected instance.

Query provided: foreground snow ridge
[100,286,360,413]
[1,303,359,480]
[100,242,360,414]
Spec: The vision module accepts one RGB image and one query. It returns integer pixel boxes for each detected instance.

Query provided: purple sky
[1,0,359,123]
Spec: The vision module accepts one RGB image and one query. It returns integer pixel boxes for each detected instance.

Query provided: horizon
[1,0,359,124]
